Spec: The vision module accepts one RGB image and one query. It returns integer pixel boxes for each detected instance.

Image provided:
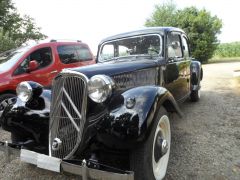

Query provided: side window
[119,45,129,56]
[182,36,190,58]
[75,46,92,61]
[14,58,30,75]
[167,33,183,58]
[14,47,52,75]
[100,44,114,61]
[57,45,92,64]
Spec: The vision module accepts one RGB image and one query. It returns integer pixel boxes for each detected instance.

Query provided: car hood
[69,59,161,78]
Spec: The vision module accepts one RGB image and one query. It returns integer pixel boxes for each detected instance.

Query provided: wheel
[190,89,200,102]
[0,93,16,114]
[130,107,171,180]
[0,93,16,105]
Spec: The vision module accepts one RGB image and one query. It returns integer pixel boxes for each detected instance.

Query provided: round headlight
[16,82,33,102]
[88,75,114,103]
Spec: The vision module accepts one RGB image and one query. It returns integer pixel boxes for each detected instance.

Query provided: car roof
[34,41,88,47]
[25,41,90,51]
[0,41,90,58]
[99,27,185,44]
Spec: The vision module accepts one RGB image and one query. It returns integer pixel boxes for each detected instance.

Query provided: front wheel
[130,107,171,180]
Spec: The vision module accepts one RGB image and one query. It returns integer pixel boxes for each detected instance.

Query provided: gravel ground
[166,62,240,180]
[0,62,240,180]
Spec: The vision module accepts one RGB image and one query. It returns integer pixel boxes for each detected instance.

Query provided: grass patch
[208,57,240,64]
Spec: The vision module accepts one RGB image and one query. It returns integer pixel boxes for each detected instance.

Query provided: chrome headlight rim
[16,81,33,102]
[88,75,114,103]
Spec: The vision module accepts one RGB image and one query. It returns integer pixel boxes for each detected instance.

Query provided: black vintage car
[0,27,202,180]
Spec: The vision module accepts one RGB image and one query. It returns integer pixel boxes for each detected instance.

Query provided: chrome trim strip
[0,142,134,179]
[37,153,61,172]
[62,161,134,180]
[61,101,80,132]
[20,149,38,165]
[62,87,82,120]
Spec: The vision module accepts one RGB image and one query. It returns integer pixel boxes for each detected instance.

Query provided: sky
[13,0,240,54]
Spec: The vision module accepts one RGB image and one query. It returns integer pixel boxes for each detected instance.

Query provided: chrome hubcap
[161,139,168,156]
[154,132,169,162]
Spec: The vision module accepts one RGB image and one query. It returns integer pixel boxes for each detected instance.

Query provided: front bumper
[0,141,134,180]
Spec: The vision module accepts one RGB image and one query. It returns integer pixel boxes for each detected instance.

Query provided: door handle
[50,70,58,74]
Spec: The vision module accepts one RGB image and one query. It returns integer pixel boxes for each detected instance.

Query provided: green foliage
[0,0,47,53]
[145,1,222,63]
[145,3,177,27]
[214,42,240,58]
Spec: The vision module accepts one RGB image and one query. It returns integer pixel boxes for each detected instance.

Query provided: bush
[145,2,222,63]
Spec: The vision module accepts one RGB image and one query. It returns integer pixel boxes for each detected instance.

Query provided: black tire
[0,93,16,104]
[190,89,200,102]
[130,107,171,180]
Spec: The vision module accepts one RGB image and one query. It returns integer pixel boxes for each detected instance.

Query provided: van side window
[57,45,92,64]
[14,47,52,75]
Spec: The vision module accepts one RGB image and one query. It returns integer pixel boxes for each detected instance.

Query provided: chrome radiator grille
[49,71,88,159]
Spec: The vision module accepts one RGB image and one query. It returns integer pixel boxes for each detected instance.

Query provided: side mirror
[28,60,39,72]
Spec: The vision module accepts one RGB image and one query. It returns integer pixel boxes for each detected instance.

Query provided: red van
[0,40,95,102]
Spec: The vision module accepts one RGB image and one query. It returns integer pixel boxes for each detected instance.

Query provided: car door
[164,31,190,102]
[181,34,191,94]
[11,46,57,88]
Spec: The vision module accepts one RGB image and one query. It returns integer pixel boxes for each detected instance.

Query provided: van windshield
[0,46,31,72]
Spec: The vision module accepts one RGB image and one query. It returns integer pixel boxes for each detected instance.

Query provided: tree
[145,2,222,63]
[0,0,47,53]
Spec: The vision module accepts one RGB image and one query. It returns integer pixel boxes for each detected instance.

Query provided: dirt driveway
[0,62,239,180]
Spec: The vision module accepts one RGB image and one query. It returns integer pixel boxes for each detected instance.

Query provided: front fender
[0,89,51,143]
[190,60,203,91]
[96,86,182,149]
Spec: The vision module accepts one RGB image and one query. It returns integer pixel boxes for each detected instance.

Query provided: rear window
[57,45,92,64]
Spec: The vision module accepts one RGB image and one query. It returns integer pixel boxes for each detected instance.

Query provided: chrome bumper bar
[0,141,134,180]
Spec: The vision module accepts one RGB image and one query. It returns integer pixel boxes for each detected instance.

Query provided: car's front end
[0,27,187,180]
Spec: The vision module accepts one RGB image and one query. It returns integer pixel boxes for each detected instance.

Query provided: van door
[12,47,57,88]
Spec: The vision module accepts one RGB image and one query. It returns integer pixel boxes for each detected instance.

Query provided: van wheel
[0,94,16,105]
[130,107,171,180]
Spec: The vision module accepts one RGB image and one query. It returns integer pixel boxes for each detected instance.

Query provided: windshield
[99,34,162,62]
[0,46,31,72]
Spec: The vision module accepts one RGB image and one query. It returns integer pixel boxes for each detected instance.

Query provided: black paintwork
[0,89,51,153]
[0,27,202,157]
[70,59,160,78]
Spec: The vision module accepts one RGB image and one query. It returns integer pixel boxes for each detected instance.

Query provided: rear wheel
[190,89,200,102]
[130,107,171,180]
